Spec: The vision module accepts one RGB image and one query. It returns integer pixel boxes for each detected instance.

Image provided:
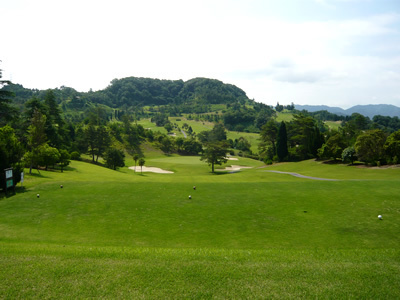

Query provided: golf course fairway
[1,157,399,298]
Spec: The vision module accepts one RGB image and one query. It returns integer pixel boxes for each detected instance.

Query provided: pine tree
[276,121,288,162]
[26,109,48,173]
[0,65,17,126]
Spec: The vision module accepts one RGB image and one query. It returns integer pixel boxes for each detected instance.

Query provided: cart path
[181,129,187,138]
[264,170,339,181]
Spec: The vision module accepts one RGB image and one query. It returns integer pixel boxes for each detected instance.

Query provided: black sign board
[4,168,15,195]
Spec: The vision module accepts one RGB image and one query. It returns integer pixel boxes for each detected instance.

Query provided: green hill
[3,77,250,109]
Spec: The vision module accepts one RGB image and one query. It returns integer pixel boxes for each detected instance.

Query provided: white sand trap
[216,165,252,172]
[129,166,174,174]
[226,157,239,160]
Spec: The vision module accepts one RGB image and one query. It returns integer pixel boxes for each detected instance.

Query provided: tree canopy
[200,141,229,173]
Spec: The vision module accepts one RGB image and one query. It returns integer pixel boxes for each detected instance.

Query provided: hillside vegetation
[2,74,400,192]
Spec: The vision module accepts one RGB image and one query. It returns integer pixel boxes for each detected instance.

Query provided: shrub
[70,151,81,160]
[264,159,273,165]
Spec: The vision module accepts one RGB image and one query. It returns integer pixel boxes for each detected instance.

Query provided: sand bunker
[216,165,252,172]
[226,157,239,160]
[129,166,174,174]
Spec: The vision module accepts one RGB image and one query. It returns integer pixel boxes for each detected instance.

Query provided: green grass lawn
[1,157,399,298]
[276,111,294,122]
[325,120,342,131]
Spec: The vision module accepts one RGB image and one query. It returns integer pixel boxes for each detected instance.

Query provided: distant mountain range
[295,104,400,119]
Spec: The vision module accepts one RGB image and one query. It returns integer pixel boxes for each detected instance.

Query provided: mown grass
[325,120,342,131]
[1,244,398,299]
[276,111,294,122]
[1,157,399,298]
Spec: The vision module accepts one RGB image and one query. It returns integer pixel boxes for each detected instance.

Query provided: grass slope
[1,158,399,298]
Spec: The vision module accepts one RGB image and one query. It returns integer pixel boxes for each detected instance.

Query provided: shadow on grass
[211,171,238,175]
[0,186,28,200]
[27,172,49,178]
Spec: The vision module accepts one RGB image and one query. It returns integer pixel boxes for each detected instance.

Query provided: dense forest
[1,73,400,190]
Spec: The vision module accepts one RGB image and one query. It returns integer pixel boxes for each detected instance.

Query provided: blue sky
[1,0,399,108]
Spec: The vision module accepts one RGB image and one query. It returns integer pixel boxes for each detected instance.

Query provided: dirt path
[264,170,339,181]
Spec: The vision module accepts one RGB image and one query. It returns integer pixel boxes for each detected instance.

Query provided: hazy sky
[1,0,399,108]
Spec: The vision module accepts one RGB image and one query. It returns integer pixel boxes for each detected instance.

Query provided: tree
[44,89,64,148]
[84,125,111,162]
[210,123,227,141]
[384,129,400,164]
[87,107,108,126]
[95,126,111,162]
[200,141,229,173]
[275,102,284,112]
[125,123,143,151]
[276,121,288,161]
[26,109,48,173]
[159,136,174,154]
[164,122,173,133]
[58,149,71,172]
[198,123,227,143]
[104,148,125,170]
[0,65,17,126]
[354,129,386,164]
[151,113,169,126]
[132,153,140,172]
[318,133,346,161]
[138,158,145,174]
[260,120,278,155]
[175,137,185,152]
[235,137,251,153]
[0,125,24,189]
[85,124,97,162]
[342,146,357,165]
[37,144,60,171]
[24,97,48,126]
[351,113,370,131]
[182,139,202,155]
[290,114,319,160]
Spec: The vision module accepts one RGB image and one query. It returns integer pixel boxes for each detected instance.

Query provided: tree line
[259,112,400,166]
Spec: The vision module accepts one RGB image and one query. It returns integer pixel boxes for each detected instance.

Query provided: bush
[104,148,125,170]
[70,151,81,160]
[264,159,273,165]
